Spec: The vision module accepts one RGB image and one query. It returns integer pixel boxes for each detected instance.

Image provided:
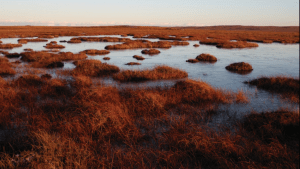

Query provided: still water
[1,36,299,116]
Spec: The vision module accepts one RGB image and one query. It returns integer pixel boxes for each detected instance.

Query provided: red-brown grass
[80,49,110,55]
[186,59,199,63]
[245,75,299,102]
[70,37,132,42]
[18,38,48,44]
[20,51,87,68]
[4,52,20,58]
[196,53,217,61]
[216,41,259,48]
[24,48,33,52]
[44,42,65,49]
[0,43,22,49]
[113,65,188,82]
[0,57,16,75]
[133,55,145,60]
[105,40,172,50]
[225,62,253,71]
[125,62,141,65]
[72,59,120,77]
[103,57,110,60]
[67,39,82,43]
[141,48,160,55]
[193,44,200,47]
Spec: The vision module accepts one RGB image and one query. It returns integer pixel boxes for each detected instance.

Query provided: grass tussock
[141,48,160,55]
[24,48,33,52]
[67,39,82,43]
[44,42,65,49]
[245,75,299,102]
[0,57,16,75]
[133,55,145,60]
[103,57,110,60]
[70,37,132,42]
[72,59,120,77]
[4,52,20,58]
[196,53,217,61]
[113,65,188,82]
[125,62,141,65]
[193,44,200,47]
[18,38,48,44]
[225,62,253,71]
[80,49,110,55]
[216,41,259,48]
[20,51,87,68]
[0,43,22,49]
[186,59,199,63]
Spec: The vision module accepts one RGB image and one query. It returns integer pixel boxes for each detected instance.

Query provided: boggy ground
[0,72,298,168]
[245,75,299,103]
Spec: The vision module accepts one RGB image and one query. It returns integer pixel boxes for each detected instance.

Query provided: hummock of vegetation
[80,49,110,55]
[245,75,299,102]
[0,57,16,75]
[17,38,48,44]
[67,39,82,43]
[186,59,199,63]
[125,62,141,66]
[4,52,20,58]
[103,57,110,60]
[113,65,188,82]
[196,53,217,61]
[133,55,145,60]
[216,41,259,48]
[24,48,33,52]
[0,43,22,49]
[72,59,120,77]
[141,48,161,55]
[225,62,253,71]
[44,42,65,49]
[20,51,87,68]
[193,44,200,47]
[70,37,132,42]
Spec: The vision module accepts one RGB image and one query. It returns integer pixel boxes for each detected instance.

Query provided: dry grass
[4,53,20,58]
[193,44,200,47]
[133,55,145,60]
[103,57,110,60]
[0,72,297,168]
[216,41,259,48]
[141,48,160,55]
[125,62,141,65]
[20,51,87,68]
[245,75,299,102]
[24,48,33,52]
[186,59,199,63]
[70,37,132,42]
[0,43,22,49]
[196,53,217,61]
[72,59,120,77]
[80,49,110,55]
[0,57,16,75]
[225,62,253,71]
[18,38,48,44]
[113,65,188,82]
[44,42,65,49]
[67,39,82,43]
[105,40,172,50]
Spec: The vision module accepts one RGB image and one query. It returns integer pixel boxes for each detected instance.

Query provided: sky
[0,0,299,26]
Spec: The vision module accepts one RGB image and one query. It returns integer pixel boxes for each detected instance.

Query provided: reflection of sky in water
[1,36,299,115]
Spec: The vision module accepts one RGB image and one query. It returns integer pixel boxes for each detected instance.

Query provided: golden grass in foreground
[1,74,297,168]
[0,57,16,75]
[113,65,188,82]
[245,75,299,102]
[72,59,120,77]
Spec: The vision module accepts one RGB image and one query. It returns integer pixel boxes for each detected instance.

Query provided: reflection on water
[1,35,299,116]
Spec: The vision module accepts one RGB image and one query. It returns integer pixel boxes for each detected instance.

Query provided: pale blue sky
[0,0,299,26]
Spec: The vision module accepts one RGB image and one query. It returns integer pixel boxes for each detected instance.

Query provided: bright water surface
[1,35,299,119]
